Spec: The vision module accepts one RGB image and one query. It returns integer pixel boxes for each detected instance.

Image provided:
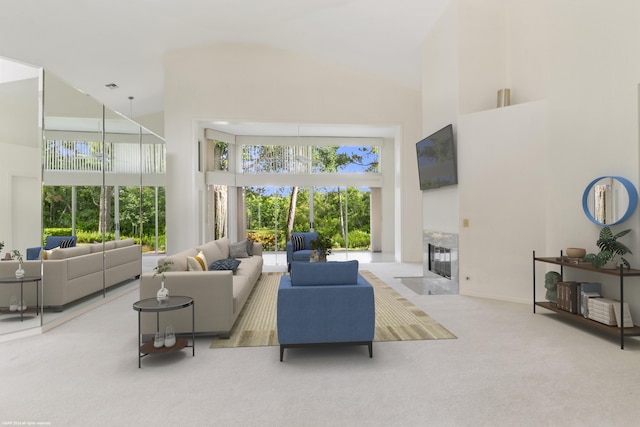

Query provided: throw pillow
[229,240,249,258]
[292,234,305,252]
[187,251,208,271]
[59,238,75,248]
[209,258,241,273]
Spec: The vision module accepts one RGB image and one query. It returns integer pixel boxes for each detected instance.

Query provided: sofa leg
[368,342,373,358]
[280,345,285,362]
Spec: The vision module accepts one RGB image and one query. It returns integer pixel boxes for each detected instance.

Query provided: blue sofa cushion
[290,260,359,286]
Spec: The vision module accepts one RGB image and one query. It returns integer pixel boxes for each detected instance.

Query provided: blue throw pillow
[209,258,241,273]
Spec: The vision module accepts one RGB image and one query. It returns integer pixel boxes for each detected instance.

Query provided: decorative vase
[602,260,620,270]
[15,264,24,279]
[156,279,169,302]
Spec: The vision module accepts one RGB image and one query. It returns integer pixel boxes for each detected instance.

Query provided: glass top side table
[0,276,42,322]
[132,296,195,368]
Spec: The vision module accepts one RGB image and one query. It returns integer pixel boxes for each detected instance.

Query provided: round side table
[132,296,195,368]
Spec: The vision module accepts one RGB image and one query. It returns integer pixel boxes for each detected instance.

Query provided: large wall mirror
[582,176,638,226]
[0,56,165,337]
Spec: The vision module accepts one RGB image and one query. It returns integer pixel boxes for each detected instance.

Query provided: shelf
[139,338,188,355]
[534,257,640,277]
[535,302,640,337]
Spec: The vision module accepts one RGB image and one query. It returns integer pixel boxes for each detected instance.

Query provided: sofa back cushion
[215,238,230,259]
[290,260,359,286]
[114,238,134,248]
[197,240,225,263]
[47,245,92,260]
[163,248,198,271]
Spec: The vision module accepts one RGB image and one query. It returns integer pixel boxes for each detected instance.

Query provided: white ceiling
[0,0,447,137]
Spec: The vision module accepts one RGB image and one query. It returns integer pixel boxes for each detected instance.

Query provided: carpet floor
[210,270,456,348]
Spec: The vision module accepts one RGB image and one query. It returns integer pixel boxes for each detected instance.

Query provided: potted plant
[310,235,333,262]
[583,226,632,269]
[12,249,24,278]
[153,260,174,301]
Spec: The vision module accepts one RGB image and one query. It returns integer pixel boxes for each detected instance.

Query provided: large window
[241,145,379,174]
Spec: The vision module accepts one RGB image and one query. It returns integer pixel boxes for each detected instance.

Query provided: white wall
[423,0,640,319]
[0,77,41,255]
[164,44,422,260]
[421,1,460,235]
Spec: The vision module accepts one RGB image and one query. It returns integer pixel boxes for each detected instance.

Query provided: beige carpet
[210,270,456,348]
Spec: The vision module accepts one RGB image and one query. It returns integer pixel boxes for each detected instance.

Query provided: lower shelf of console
[535,301,640,337]
[139,338,189,355]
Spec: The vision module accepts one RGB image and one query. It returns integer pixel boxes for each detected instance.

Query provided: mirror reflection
[0,57,166,337]
[582,176,638,226]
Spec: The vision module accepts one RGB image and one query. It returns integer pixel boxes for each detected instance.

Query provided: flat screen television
[416,124,458,190]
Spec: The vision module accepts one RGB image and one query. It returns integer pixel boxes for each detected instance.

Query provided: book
[612,302,634,328]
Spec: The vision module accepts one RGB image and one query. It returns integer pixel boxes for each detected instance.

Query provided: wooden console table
[533,251,640,349]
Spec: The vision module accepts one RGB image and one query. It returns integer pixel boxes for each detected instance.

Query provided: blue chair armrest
[286,241,294,265]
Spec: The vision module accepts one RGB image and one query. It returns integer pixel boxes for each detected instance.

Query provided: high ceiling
[0,0,447,132]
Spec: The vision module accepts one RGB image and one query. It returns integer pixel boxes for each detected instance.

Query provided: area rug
[209,270,456,348]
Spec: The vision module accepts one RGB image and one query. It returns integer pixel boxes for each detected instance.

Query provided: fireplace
[421,230,458,294]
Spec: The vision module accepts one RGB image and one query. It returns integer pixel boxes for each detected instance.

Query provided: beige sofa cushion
[163,248,198,271]
[48,245,91,260]
[196,240,224,264]
[215,238,230,259]
[114,238,134,248]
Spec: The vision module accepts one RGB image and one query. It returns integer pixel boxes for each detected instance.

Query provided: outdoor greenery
[42,185,166,251]
[245,186,371,251]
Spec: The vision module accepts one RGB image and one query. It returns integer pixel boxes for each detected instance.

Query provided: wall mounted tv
[416,124,458,191]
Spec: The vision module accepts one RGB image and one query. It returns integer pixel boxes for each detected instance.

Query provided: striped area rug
[209,270,456,348]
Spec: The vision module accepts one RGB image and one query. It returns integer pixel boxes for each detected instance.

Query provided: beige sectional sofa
[138,237,263,337]
[0,239,142,311]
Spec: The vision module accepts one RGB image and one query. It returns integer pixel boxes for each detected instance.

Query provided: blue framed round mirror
[582,176,638,225]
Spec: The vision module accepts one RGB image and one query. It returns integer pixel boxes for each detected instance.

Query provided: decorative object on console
[544,271,561,304]
[497,88,511,107]
[11,250,24,279]
[565,247,586,258]
[153,260,174,302]
[583,226,632,269]
[0,241,4,258]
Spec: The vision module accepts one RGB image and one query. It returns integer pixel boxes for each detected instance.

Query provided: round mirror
[582,176,638,225]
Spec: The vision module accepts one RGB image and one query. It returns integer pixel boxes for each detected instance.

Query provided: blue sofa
[277,260,376,361]
[26,235,77,260]
[285,231,318,271]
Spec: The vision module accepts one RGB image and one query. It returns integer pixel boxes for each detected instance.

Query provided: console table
[0,276,41,321]
[533,251,640,349]
[133,296,195,368]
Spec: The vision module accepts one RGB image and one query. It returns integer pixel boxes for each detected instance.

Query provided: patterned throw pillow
[59,238,75,248]
[209,258,241,273]
[292,234,305,251]
[187,251,208,271]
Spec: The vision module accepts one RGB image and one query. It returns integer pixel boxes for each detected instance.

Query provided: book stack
[579,282,602,317]
[587,298,617,326]
[557,281,579,313]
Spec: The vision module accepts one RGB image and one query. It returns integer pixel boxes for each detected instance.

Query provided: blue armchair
[277,260,376,361]
[26,235,77,260]
[285,231,318,271]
